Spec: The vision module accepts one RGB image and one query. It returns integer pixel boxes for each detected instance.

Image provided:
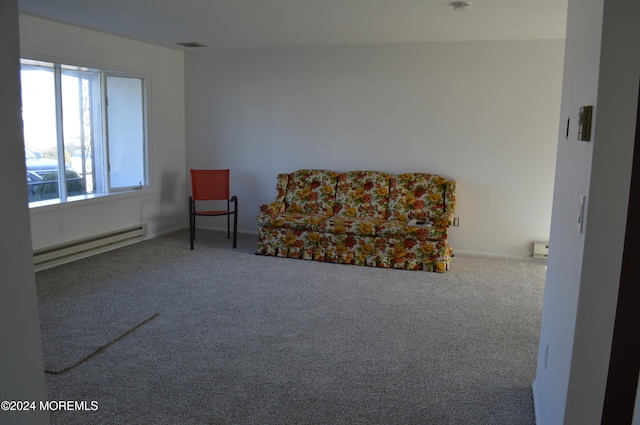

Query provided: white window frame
[20,55,153,209]
[104,72,150,193]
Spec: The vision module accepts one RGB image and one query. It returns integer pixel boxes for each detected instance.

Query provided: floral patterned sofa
[256,170,456,272]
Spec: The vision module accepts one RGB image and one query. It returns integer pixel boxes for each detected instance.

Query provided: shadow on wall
[161,171,179,204]
[234,171,264,232]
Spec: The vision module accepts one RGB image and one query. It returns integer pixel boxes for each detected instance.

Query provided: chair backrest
[190,169,230,201]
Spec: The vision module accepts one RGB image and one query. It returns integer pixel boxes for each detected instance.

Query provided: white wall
[185,40,565,257]
[534,0,640,423]
[19,15,187,250]
[566,0,640,421]
[532,1,602,422]
[0,2,49,424]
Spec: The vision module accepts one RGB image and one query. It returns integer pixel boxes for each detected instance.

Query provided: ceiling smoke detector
[451,2,472,11]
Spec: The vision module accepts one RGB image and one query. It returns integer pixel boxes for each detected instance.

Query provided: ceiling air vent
[176,42,208,48]
[451,2,472,11]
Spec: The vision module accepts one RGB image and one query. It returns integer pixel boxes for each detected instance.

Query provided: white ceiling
[18,0,568,51]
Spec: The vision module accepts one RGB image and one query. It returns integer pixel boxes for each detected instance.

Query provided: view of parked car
[25,147,83,202]
[25,147,60,177]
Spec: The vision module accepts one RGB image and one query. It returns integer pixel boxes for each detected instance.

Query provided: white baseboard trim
[61,225,541,260]
[152,225,258,237]
[191,233,545,256]
[453,249,541,260]
[197,224,258,236]
[148,226,186,239]
[532,380,542,425]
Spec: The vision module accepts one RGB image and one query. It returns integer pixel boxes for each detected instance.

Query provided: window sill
[28,187,155,215]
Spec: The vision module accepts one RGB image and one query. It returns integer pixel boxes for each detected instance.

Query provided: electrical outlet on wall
[453,217,460,227]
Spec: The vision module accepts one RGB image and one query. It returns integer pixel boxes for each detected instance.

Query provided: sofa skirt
[257,227,452,272]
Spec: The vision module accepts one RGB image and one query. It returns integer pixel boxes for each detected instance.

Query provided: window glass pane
[106,76,145,189]
[20,63,61,202]
[62,69,102,196]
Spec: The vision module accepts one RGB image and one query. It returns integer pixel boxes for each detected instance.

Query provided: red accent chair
[189,169,238,249]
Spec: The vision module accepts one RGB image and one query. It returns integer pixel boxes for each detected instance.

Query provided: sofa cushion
[257,212,324,231]
[318,217,383,236]
[387,173,451,221]
[260,201,285,215]
[334,171,391,219]
[284,170,339,217]
[377,219,449,241]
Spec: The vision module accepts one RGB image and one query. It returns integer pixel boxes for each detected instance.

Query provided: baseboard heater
[33,224,147,271]
[533,241,549,259]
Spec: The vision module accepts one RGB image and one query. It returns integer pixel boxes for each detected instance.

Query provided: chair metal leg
[189,197,195,250]
[227,199,231,239]
[232,214,237,249]
[232,196,238,249]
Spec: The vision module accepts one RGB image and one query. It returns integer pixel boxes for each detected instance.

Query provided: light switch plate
[577,195,585,233]
[578,106,593,141]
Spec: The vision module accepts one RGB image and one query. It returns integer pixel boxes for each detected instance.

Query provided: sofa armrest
[275,173,290,203]
[445,180,457,214]
[260,201,285,215]
[433,211,455,228]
